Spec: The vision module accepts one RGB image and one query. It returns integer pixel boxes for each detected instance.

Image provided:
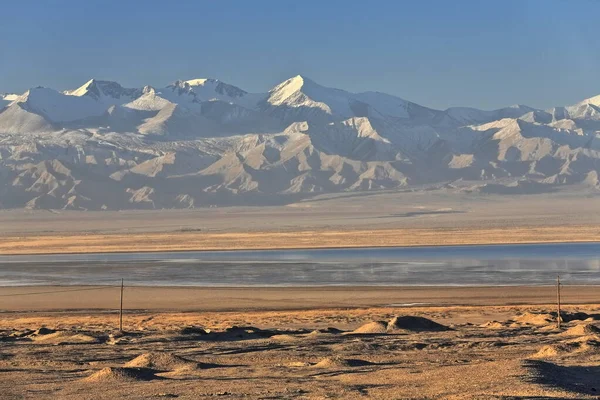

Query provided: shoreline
[1,238,600,258]
[0,285,597,312]
[1,224,599,255]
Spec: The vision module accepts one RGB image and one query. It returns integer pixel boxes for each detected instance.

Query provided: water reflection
[0,243,598,286]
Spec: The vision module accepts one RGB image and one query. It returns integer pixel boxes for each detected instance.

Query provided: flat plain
[1,190,599,254]
[2,300,600,399]
[1,190,600,398]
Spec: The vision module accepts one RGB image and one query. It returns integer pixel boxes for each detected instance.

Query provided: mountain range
[0,75,599,210]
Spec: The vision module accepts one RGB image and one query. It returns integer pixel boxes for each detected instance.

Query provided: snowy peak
[161,78,255,108]
[12,87,108,122]
[267,75,313,105]
[578,93,600,107]
[0,93,19,108]
[185,78,211,86]
[265,75,362,120]
[2,73,600,210]
[163,80,199,101]
[123,89,173,111]
[185,78,248,98]
[65,79,141,102]
[265,75,432,122]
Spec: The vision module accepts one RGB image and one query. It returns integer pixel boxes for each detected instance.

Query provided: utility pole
[556,275,561,329]
[119,279,124,332]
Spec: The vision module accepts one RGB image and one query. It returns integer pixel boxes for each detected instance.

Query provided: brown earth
[1,191,599,255]
[1,224,599,255]
[2,303,600,399]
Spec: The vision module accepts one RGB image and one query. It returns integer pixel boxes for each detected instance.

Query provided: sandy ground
[0,285,597,312]
[1,225,600,255]
[2,299,600,399]
[0,225,600,255]
[1,191,600,398]
[3,191,600,235]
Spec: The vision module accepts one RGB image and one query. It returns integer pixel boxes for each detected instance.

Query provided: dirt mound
[560,323,600,337]
[218,326,271,340]
[480,321,507,329]
[287,361,311,367]
[311,327,343,335]
[270,334,301,342]
[312,356,373,368]
[180,326,210,335]
[560,312,598,323]
[351,321,388,334]
[306,328,342,338]
[124,352,199,371]
[33,327,54,335]
[532,344,579,358]
[531,339,599,358]
[83,367,159,382]
[536,325,559,333]
[387,316,450,332]
[514,312,554,326]
[31,331,99,345]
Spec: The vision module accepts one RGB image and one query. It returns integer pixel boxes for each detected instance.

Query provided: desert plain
[1,191,600,399]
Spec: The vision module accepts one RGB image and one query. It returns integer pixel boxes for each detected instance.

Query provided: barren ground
[1,191,600,398]
[2,301,600,399]
[1,191,599,254]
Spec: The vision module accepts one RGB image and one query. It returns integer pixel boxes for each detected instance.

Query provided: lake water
[0,242,598,286]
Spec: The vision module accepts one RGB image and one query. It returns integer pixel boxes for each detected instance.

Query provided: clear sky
[1,0,599,110]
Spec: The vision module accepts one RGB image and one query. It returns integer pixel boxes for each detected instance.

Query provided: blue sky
[1,0,599,110]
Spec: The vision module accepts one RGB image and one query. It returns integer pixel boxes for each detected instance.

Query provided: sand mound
[180,326,210,335]
[561,312,597,322]
[480,321,506,329]
[270,334,301,342]
[560,323,600,337]
[531,339,599,358]
[218,326,271,340]
[536,325,559,333]
[33,327,54,335]
[514,312,554,326]
[312,356,372,368]
[307,328,343,338]
[83,367,159,382]
[124,352,199,371]
[287,361,311,367]
[31,331,99,345]
[387,316,450,332]
[311,327,343,335]
[351,321,388,334]
[532,344,578,358]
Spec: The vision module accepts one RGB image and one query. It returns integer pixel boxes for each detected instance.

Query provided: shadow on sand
[524,359,600,396]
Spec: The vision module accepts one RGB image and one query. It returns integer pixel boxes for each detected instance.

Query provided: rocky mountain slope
[0,75,599,210]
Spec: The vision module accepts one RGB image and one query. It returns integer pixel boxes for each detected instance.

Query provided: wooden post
[556,275,561,329]
[119,279,124,332]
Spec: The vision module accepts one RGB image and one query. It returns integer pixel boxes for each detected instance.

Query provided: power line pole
[556,275,561,330]
[119,279,124,332]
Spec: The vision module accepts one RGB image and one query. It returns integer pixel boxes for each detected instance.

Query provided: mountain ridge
[0,74,598,210]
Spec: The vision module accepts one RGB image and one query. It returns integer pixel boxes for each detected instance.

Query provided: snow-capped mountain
[0,93,19,109]
[0,74,598,210]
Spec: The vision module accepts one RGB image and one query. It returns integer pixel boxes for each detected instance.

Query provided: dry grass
[1,225,599,255]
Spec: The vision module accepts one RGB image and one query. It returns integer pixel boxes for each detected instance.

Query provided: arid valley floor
[2,299,600,399]
[1,191,599,254]
[1,191,600,398]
